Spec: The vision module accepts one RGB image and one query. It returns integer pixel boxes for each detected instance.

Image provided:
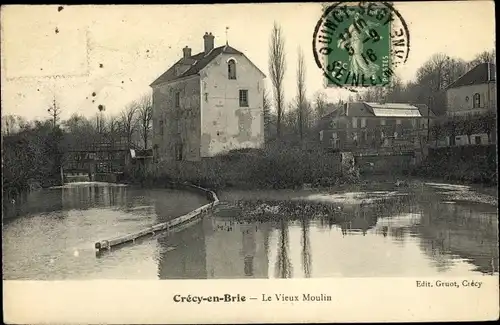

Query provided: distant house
[446,62,496,117]
[445,62,496,145]
[150,32,266,162]
[63,134,133,181]
[318,102,434,150]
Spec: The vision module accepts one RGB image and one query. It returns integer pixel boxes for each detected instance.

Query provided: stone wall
[200,53,265,157]
[152,76,201,162]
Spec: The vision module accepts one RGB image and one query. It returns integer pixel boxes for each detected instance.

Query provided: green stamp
[313,1,410,90]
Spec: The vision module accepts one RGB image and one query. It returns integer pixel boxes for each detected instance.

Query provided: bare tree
[269,22,286,139]
[47,96,62,128]
[296,46,306,141]
[284,99,299,135]
[16,115,31,131]
[2,115,18,136]
[313,91,328,121]
[333,98,345,112]
[136,95,153,149]
[303,100,315,132]
[97,104,106,133]
[263,89,272,142]
[106,114,121,149]
[413,53,467,115]
[358,86,385,102]
[106,115,120,135]
[121,103,138,147]
[385,76,405,102]
[468,49,496,68]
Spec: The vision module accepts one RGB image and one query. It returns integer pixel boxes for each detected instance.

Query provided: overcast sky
[1,2,495,121]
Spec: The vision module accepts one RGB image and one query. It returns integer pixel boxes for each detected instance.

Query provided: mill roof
[150,45,252,87]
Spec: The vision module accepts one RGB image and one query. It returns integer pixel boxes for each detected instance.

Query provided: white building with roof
[446,62,496,117]
[445,62,497,145]
[150,32,266,162]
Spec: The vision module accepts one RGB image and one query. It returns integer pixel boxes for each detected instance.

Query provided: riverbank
[118,143,497,208]
[124,145,361,191]
[122,165,497,208]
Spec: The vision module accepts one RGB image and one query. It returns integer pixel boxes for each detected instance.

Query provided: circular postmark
[313,1,410,91]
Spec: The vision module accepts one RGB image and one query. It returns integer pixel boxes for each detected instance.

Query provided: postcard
[2,2,498,324]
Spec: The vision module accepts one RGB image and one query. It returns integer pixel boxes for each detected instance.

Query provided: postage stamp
[313,1,410,89]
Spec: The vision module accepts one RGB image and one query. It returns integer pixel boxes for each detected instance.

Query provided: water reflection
[3,189,64,221]
[156,220,207,279]
[301,219,312,278]
[2,183,498,279]
[417,201,498,275]
[199,218,270,279]
[275,219,293,278]
[156,188,497,279]
[2,183,210,280]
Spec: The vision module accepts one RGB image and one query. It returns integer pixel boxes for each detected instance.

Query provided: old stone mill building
[150,32,266,162]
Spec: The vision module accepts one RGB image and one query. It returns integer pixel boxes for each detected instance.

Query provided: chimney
[203,32,214,54]
[183,46,191,59]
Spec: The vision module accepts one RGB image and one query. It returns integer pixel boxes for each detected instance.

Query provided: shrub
[144,142,358,190]
[411,144,497,185]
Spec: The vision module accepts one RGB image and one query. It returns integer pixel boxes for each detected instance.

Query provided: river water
[2,181,498,280]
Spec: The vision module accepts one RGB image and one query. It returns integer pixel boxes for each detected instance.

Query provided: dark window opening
[228,59,237,80]
[473,93,480,108]
[159,120,164,136]
[239,89,248,107]
[153,144,159,159]
[175,143,183,161]
[175,92,180,108]
[475,135,482,144]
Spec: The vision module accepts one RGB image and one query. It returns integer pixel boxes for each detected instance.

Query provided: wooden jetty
[94,184,219,252]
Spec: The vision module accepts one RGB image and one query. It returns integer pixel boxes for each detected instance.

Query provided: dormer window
[228,59,236,80]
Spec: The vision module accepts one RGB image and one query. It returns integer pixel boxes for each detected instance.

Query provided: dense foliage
[2,95,152,199]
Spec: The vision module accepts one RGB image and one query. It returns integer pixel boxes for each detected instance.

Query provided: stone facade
[200,53,265,157]
[152,76,201,162]
[151,34,265,162]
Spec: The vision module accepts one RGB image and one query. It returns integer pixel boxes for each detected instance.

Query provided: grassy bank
[124,143,360,190]
[411,144,497,186]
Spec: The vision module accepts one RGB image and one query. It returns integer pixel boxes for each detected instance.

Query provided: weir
[94,183,220,252]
